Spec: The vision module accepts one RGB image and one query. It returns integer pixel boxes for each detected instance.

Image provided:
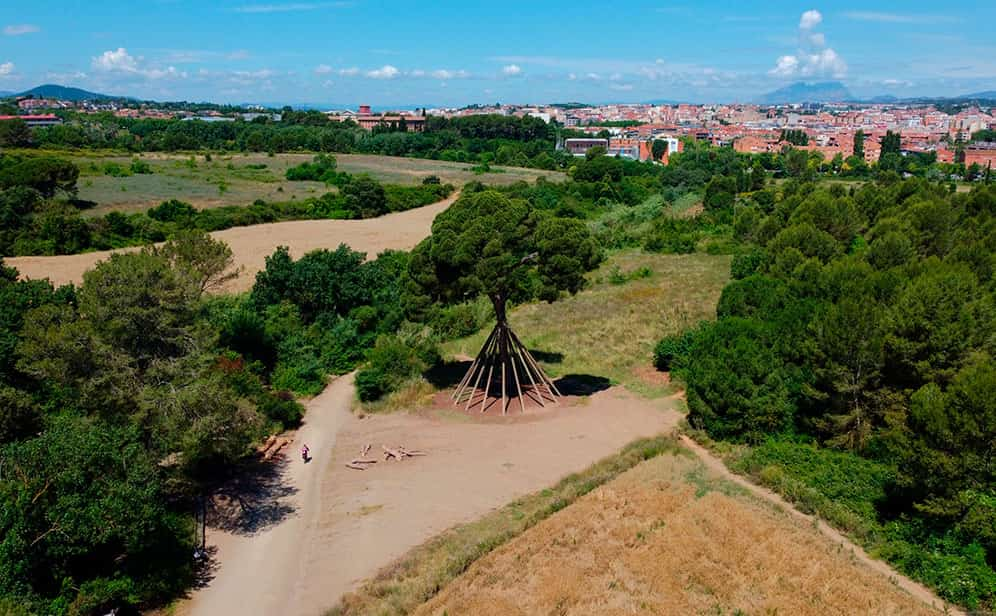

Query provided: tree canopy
[406,189,601,318]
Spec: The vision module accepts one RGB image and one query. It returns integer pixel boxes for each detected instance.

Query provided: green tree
[0,157,79,198]
[853,129,865,159]
[0,118,33,147]
[152,230,240,298]
[651,139,667,161]
[880,130,902,158]
[703,175,737,211]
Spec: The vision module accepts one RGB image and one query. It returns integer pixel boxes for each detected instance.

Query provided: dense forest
[658,178,996,608]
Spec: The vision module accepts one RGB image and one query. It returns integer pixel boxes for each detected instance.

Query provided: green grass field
[51,151,564,215]
[441,250,731,397]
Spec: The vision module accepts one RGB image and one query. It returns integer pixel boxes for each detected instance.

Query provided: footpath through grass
[691,431,995,610]
[327,436,684,616]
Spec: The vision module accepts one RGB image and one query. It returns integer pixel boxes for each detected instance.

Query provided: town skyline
[0,1,994,106]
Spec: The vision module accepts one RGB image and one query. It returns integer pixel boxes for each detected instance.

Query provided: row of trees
[14,112,569,172]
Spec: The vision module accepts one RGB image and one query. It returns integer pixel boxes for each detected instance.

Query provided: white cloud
[314,64,333,74]
[501,64,522,76]
[366,65,399,79]
[842,11,961,24]
[609,83,634,91]
[234,2,351,13]
[770,55,799,77]
[799,9,822,29]
[769,10,847,78]
[92,47,186,80]
[0,62,14,78]
[339,67,359,76]
[431,69,469,79]
[3,24,39,36]
[882,78,913,87]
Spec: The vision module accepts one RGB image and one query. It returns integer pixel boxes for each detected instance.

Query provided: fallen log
[398,447,427,457]
[345,463,367,471]
[360,443,371,458]
[263,438,288,461]
[382,445,404,461]
[256,434,278,455]
[350,458,378,465]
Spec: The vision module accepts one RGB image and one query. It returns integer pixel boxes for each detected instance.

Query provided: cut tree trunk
[452,320,559,415]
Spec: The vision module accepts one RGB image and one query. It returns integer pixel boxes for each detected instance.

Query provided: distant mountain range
[3,84,126,101]
[757,81,854,104]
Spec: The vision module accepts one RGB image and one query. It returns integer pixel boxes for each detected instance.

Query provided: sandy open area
[6,192,457,294]
[417,447,950,616]
[179,382,680,616]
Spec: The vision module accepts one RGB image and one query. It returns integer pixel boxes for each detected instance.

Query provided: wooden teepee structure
[451,300,562,414]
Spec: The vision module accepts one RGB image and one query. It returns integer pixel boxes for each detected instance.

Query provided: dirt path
[6,191,459,294]
[677,435,961,615]
[179,387,679,616]
[180,374,357,616]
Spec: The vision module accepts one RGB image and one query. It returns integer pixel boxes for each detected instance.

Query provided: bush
[258,391,304,426]
[653,328,698,372]
[356,327,438,402]
[730,248,767,279]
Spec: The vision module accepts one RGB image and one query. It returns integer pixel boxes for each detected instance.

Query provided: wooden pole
[510,329,562,399]
[464,340,490,411]
[510,335,544,407]
[510,345,526,413]
[453,325,498,402]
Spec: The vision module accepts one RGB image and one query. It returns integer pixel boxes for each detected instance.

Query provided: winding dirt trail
[6,192,459,293]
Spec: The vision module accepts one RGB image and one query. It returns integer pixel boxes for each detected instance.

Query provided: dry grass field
[415,451,941,616]
[7,192,459,292]
[57,151,563,214]
[441,251,732,397]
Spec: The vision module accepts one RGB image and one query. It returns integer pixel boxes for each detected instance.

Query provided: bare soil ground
[179,384,679,616]
[416,446,948,616]
[7,192,458,293]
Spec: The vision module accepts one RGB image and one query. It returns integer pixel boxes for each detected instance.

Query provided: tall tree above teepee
[406,189,602,413]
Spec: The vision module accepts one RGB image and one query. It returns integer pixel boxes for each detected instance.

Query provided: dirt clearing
[180,386,679,616]
[416,449,947,616]
[7,192,457,293]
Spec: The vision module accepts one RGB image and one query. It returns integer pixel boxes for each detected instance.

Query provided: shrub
[356,327,438,402]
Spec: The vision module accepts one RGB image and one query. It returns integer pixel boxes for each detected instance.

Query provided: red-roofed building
[0,114,62,127]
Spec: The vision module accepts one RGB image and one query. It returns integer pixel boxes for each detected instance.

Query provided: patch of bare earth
[6,192,458,293]
[179,385,678,616]
[415,452,944,616]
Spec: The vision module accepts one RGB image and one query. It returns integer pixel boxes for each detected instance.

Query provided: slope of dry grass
[441,251,731,397]
[328,437,682,616]
[415,452,942,616]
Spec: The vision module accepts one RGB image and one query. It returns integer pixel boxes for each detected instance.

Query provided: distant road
[6,192,458,294]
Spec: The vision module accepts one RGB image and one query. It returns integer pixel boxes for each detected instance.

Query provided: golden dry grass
[415,453,941,616]
[442,251,731,397]
[328,437,682,616]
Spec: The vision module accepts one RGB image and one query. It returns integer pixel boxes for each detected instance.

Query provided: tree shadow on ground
[529,349,564,364]
[425,359,473,389]
[205,456,298,536]
[553,374,612,396]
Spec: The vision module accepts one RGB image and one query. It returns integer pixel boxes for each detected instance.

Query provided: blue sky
[0,1,993,106]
